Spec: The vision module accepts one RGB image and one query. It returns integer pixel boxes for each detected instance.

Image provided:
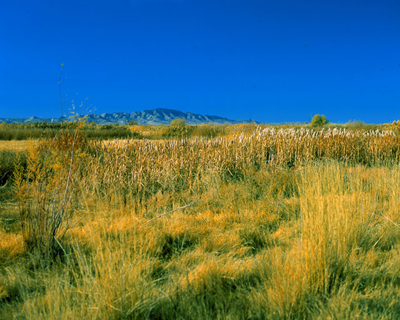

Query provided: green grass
[0,123,142,140]
[0,150,27,186]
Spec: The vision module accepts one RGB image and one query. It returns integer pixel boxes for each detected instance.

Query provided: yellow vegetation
[1,126,400,318]
[0,140,37,151]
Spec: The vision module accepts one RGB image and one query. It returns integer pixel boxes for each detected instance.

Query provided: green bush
[170,118,186,127]
[161,125,194,138]
[311,114,329,127]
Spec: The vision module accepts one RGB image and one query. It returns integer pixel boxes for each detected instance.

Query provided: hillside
[0,108,257,125]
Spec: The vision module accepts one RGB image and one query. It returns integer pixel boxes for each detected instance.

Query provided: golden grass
[0,140,37,151]
[1,128,400,319]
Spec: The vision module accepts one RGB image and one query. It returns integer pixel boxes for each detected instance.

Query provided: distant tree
[129,120,139,125]
[170,118,186,126]
[310,114,329,127]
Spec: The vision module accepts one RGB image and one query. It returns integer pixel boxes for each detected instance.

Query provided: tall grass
[1,121,396,141]
[84,127,400,207]
[0,151,27,186]
[1,127,400,319]
[0,123,142,140]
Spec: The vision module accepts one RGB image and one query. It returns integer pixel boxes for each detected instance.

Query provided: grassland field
[1,122,400,319]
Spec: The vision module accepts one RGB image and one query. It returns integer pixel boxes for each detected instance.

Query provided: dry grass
[1,126,400,319]
[0,140,37,151]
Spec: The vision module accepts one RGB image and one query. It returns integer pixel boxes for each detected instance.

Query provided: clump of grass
[0,151,27,186]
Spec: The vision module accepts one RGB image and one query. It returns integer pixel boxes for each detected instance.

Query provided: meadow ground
[1,125,400,319]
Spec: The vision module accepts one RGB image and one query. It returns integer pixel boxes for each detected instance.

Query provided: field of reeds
[0,122,141,141]
[1,120,397,141]
[1,124,400,319]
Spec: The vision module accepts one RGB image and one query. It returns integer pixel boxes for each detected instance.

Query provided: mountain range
[0,108,257,125]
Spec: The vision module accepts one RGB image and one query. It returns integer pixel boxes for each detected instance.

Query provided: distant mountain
[0,108,257,125]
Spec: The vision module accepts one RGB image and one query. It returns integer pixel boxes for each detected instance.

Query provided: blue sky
[0,0,399,123]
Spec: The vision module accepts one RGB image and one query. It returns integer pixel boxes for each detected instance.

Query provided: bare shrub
[14,130,83,257]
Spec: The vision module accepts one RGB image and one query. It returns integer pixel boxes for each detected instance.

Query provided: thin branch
[55,129,77,238]
[144,202,194,225]
[59,63,64,118]
[382,215,400,228]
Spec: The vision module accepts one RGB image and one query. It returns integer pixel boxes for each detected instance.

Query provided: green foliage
[0,122,141,140]
[0,151,27,186]
[170,118,186,127]
[342,120,368,130]
[190,124,226,138]
[311,114,329,127]
[390,120,400,135]
[161,125,194,138]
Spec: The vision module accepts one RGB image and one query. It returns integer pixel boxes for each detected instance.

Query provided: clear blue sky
[1,0,399,123]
